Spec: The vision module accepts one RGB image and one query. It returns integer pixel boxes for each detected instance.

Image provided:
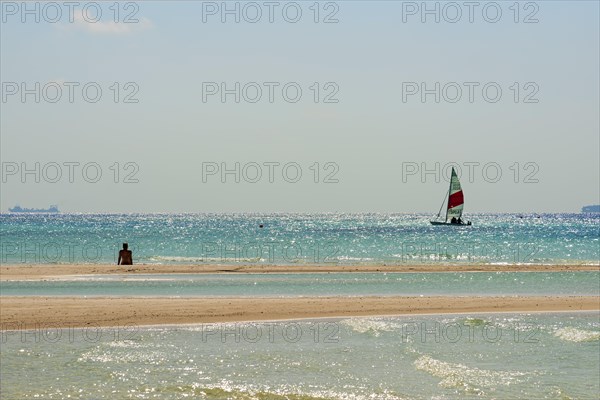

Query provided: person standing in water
[118,243,133,265]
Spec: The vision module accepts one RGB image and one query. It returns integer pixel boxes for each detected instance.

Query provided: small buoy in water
[259,224,264,228]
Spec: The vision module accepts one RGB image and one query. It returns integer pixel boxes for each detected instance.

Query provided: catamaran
[430,167,471,226]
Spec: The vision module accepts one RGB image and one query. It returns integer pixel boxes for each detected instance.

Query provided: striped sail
[446,167,464,221]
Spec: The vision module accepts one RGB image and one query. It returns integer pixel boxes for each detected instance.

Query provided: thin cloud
[60,13,153,35]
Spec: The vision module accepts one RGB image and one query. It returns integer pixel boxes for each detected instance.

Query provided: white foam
[335,256,374,262]
[554,327,600,342]
[414,355,527,395]
[340,318,401,337]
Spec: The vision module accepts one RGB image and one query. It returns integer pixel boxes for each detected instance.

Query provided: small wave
[461,318,487,327]
[149,256,267,263]
[335,256,374,262]
[554,327,600,342]
[341,318,401,337]
[78,342,167,363]
[193,381,409,400]
[78,349,167,364]
[105,340,145,349]
[549,386,577,400]
[391,254,482,262]
[414,355,527,395]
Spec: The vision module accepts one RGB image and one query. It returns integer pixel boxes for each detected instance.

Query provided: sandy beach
[1,263,598,281]
[1,296,598,330]
[2,264,598,329]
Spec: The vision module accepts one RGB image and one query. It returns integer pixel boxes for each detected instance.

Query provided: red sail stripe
[448,190,464,209]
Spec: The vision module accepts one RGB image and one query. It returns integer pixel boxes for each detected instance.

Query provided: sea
[1,213,599,265]
[1,213,599,399]
[1,313,599,399]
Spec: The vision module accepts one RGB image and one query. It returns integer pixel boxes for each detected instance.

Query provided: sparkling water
[1,313,598,399]
[1,213,599,265]
[2,213,598,399]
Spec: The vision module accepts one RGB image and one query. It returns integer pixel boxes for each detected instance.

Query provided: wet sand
[1,296,598,330]
[1,263,598,281]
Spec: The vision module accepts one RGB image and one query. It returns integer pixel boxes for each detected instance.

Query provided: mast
[437,190,449,219]
[444,167,454,222]
[444,167,453,222]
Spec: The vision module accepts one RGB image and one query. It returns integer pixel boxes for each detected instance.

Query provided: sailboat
[430,167,471,226]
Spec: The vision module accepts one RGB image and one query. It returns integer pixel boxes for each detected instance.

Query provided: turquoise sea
[1,213,599,399]
[1,213,599,265]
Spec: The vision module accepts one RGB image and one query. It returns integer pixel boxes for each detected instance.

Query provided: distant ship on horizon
[581,205,600,213]
[8,205,60,213]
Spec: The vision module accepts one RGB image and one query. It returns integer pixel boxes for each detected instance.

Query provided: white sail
[445,168,464,221]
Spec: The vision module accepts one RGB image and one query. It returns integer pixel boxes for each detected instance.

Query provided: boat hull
[430,221,471,226]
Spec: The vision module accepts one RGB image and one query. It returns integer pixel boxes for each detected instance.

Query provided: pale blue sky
[1,1,599,213]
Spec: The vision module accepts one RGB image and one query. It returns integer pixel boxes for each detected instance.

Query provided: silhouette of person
[451,217,457,224]
[118,243,133,265]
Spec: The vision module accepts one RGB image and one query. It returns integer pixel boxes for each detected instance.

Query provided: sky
[1,1,599,213]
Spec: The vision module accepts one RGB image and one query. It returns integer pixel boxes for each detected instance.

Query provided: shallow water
[2,271,599,297]
[2,313,599,399]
